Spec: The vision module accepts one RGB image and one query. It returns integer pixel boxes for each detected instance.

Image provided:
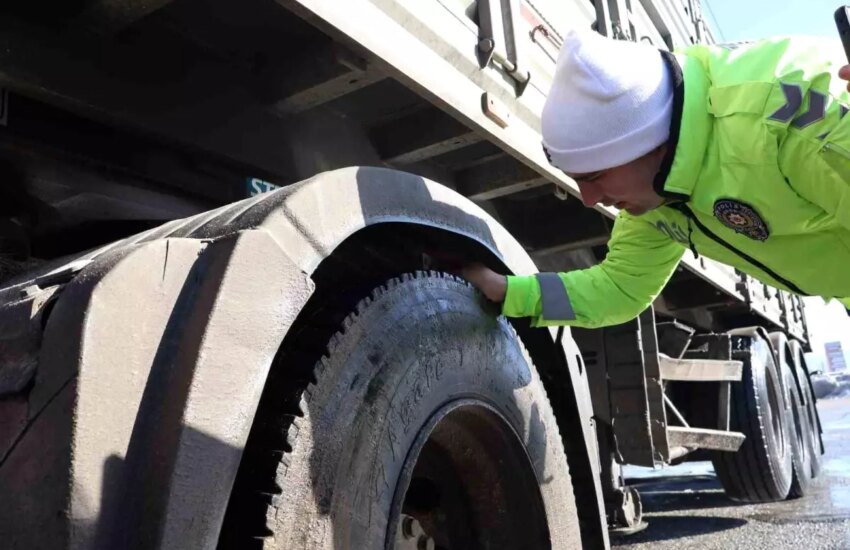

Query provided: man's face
[566,145,667,216]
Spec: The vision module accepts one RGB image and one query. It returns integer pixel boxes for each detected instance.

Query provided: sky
[702,0,850,370]
[703,0,841,42]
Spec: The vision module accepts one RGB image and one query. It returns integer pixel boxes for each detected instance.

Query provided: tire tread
[711,337,791,502]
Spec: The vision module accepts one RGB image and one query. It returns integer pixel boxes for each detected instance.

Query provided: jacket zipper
[668,202,808,296]
[823,141,850,160]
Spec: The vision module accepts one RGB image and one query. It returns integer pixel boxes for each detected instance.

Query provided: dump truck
[0,0,825,548]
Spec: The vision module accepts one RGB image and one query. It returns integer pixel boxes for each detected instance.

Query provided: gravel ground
[612,395,850,550]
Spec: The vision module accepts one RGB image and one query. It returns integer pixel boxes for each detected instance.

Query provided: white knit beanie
[542,30,674,174]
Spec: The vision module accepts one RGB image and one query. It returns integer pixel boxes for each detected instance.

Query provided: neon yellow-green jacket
[505,36,850,328]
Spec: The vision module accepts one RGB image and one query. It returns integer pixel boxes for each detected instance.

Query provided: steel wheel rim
[386,399,551,550]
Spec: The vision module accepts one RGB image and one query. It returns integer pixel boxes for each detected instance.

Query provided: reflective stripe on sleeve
[534,272,576,321]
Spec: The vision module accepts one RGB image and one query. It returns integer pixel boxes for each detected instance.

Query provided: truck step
[658,355,743,382]
[667,426,746,453]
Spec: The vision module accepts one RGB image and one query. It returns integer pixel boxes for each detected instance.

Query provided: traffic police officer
[463,30,850,327]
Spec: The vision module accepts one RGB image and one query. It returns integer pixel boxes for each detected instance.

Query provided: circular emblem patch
[713,199,769,241]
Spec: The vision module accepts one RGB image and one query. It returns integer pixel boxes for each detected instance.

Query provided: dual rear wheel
[712,331,822,502]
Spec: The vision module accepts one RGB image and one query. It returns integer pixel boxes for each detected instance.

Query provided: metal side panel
[603,316,655,467]
[679,253,745,303]
[780,292,809,344]
[739,273,785,327]
[278,0,607,213]
[638,308,670,464]
[601,307,673,468]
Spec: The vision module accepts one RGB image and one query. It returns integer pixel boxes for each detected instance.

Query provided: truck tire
[770,332,812,498]
[786,367,813,498]
[220,272,580,549]
[791,340,823,479]
[712,334,793,502]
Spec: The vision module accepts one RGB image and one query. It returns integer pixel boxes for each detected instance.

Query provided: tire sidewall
[276,275,578,549]
[751,337,794,497]
[798,361,823,477]
[785,357,813,496]
[772,336,812,495]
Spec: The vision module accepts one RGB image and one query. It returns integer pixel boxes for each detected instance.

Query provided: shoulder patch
[713,199,769,241]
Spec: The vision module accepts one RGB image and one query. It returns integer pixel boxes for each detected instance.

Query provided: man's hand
[840,65,850,93]
[460,263,508,303]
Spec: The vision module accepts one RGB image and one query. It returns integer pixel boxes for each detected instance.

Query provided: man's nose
[577,181,602,207]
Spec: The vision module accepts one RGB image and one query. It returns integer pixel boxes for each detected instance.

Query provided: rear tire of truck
[220,272,580,549]
[786,367,813,498]
[712,334,793,503]
[770,332,812,498]
[791,340,823,479]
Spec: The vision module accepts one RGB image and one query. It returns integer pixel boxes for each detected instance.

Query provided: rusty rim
[386,399,551,550]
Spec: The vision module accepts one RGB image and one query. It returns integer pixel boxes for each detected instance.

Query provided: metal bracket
[658,355,743,382]
[599,307,668,467]
[477,0,531,95]
[667,426,746,453]
[608,486,647,536]
[593,0,632,41]
[594,421,647,536]
[481,92,511,128]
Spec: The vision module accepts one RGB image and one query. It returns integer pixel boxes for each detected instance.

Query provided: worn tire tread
[712,337,791,502]
[220,271,579,549]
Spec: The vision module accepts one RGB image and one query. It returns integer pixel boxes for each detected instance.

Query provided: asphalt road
[612,394,850,550]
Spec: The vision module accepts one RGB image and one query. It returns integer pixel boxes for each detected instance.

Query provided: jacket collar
[653,50,712,201]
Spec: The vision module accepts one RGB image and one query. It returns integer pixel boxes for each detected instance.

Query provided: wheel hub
[387,399,551,549]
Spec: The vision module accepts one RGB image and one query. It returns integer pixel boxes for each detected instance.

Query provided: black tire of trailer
[770,332,812,498]
[220,272,580,549]
[791,339,824,479]
[711,334,793,503]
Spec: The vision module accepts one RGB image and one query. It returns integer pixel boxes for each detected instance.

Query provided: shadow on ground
[613,515,748,545]
[627,474,747,513]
